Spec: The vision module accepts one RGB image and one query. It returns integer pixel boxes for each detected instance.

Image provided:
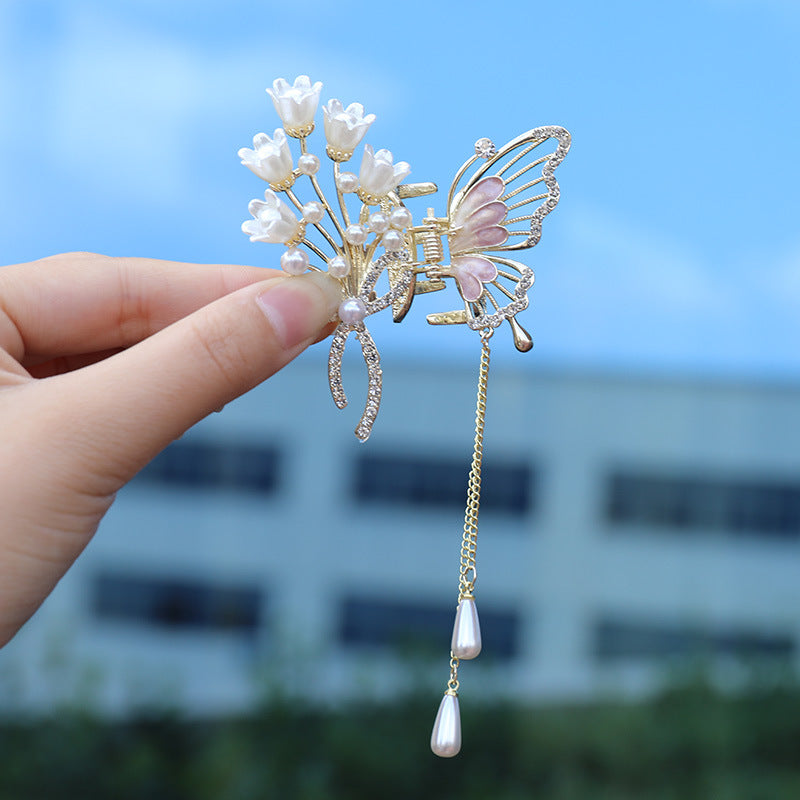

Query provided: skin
[0,252,342,647]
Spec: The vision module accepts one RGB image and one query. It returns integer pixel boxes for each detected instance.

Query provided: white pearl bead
[344,224,368,245]
[336,171,359,193]
[302,201,324,223]
[327,254,350,278]
[431,692,461,758]
[368,212,390,234]
[382,229,404,251]
[338,297,367,324]
[280,247,309,276]
[451,597,482,659]
[389,206,412,230]
[297,153,320,175]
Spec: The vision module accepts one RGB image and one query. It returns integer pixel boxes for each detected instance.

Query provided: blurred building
[3,353,800,713]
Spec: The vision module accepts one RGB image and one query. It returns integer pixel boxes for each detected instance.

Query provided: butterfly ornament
[239,75,570,757]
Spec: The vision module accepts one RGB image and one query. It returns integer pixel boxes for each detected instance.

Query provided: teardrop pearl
[430,692,461,757]
[451,596,482,659]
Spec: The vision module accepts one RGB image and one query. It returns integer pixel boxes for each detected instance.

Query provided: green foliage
[1,681,800,799]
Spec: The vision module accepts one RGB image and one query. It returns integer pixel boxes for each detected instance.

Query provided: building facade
[3,353,800,713]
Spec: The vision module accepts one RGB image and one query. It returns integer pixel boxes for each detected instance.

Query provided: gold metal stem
[301,238,329,263]
[333,162,352,227]
[286,187,342,256]
[300,139,346,242]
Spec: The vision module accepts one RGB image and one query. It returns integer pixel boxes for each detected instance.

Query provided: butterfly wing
[430,127,570,345]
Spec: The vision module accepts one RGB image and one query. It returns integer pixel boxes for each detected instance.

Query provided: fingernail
[256,271,342,349]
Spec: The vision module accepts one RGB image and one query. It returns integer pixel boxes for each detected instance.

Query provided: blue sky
[1,0,799,376]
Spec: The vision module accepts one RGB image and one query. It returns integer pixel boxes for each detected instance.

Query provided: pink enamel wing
[396,127,571,351]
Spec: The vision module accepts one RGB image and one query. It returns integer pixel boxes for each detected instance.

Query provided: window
[592,617,794,662]
[606,471,800,539]
[135,440,280,494]
[353,452,534,515]
[92,572,264,635]
[339,595,520,659]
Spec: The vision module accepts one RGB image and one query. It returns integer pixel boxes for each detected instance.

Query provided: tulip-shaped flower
[242,189,303,245]
[322,99,376,162]
[238,129,294,189]
[357,145,411,203]
[267,75,322,138]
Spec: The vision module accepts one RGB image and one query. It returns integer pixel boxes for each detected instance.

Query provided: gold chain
[448,328,492,692]
[458,328,492,600]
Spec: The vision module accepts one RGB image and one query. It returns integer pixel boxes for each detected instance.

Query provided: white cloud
[560,205,731,316]
[765,244,800,304]
[40,4,403,206]
[533,204,800,373]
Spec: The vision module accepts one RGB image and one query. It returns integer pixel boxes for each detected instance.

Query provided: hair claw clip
[239,74,570,757]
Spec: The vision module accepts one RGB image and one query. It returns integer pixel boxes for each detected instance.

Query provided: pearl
[451,597,482,659]
[336,171,359,193]
[344,224,368,245]
[431,692,461,758]
[297,153,320,175]
[338,297,367,324]
[280,247,309,276]
[302,201,324,223]
[368,212,390,234]
[382,229,404,251]
[389,206,412,230]
[327,254,350,278]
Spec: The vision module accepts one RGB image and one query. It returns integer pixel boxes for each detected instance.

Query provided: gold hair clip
[239,75,570,757]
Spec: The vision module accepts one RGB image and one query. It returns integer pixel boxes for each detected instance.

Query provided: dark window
[606,471,800,539]
[92,572,263,635]
[353,452,533,515]
[593,618,795,662]
[135,440,280,494]
[339,595,520,659]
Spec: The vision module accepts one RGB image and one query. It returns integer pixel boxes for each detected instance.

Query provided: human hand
[0,252,341,646]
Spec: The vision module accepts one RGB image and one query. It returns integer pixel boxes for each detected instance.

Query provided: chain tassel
[431,329,492,758]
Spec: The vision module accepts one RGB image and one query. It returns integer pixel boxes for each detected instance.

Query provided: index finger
[0,252,278,363]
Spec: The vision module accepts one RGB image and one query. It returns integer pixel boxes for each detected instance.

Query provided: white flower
[237,129,294,186]
[266,75,322,135]
[241,189,301,244]
[322,99,376,159]
[358,145,411,199]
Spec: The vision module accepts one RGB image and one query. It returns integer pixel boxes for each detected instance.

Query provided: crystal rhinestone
[474,137,496,159]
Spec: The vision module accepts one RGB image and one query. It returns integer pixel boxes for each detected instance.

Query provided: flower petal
[252,132,270,149]
[248,198,267,217]
[241,219,263,240]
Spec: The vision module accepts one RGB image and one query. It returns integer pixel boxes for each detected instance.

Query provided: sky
[1,0,799,377]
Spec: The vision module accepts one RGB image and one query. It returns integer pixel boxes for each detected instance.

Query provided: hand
[0,252,341,646]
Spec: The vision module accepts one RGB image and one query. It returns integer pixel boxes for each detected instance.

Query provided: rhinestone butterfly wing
[411,126,571,350]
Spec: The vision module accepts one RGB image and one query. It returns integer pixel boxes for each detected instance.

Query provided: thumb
[39,269,343,493]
